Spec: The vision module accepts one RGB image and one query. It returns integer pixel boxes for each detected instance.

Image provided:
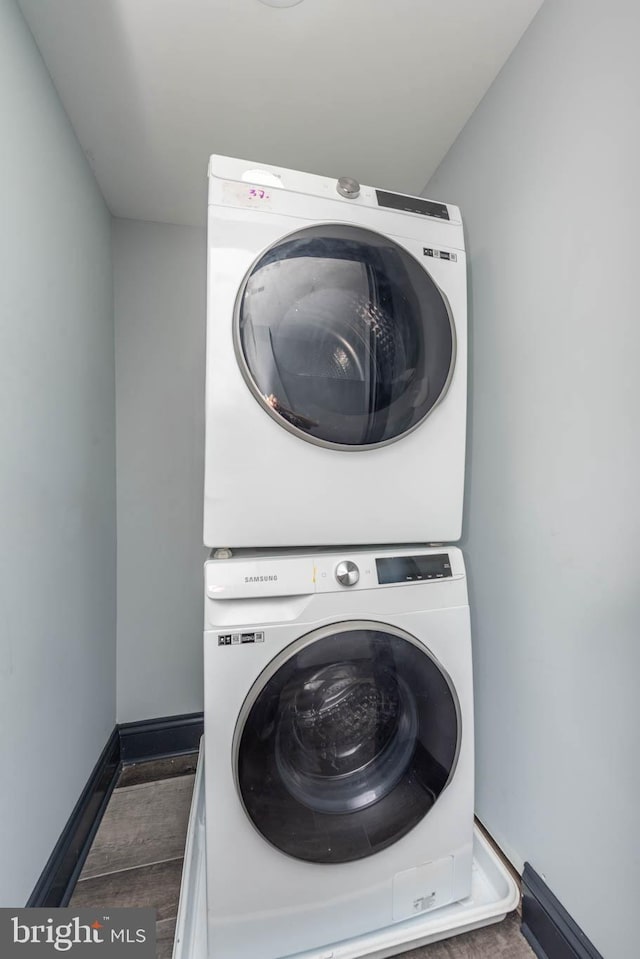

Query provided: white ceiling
[19,0,543,227]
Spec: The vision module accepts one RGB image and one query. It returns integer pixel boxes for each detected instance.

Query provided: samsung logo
[245,575,278,583]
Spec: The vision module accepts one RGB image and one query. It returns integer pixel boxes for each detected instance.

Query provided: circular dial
[335,560,360,587]
[336,176,361,199]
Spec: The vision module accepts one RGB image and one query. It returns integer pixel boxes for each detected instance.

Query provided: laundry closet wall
[113,219,207,723]
[425,2,640,957]
[0,0,116,906]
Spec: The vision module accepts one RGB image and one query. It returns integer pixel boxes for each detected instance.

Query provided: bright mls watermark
[0,909,155,957]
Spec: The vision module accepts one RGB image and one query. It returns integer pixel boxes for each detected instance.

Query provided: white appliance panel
[203,546,474,959]
[204,156,467,547]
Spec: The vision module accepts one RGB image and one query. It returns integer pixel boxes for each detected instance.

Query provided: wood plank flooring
[80,775,193,879]
[118,754,198,789]
[70,753,535,959]
[70,754,196,956]
[71,859,183,920]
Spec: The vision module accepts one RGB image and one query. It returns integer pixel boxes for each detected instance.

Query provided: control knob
[336,176,360,199]
[335,560,360,587]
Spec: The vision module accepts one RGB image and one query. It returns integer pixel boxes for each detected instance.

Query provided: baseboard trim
[521,863,604,959]
[27,712,204,907]
[26,727,121,908]
[119,711,204,763]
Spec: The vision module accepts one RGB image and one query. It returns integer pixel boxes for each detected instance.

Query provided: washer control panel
[205,547,463,601]
[376,553,452,584]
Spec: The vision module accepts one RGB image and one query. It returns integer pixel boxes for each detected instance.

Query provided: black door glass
[236,225,454,448]
[236,626,459,864]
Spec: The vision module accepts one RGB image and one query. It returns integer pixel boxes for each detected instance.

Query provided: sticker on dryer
[218,631,264,646]
[423,247,457,262]
[222,182,273,209]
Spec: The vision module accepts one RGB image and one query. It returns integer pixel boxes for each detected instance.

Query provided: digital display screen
[376,554,452,585]
[376,190,450,221]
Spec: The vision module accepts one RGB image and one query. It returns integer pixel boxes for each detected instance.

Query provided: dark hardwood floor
[70,754,534,958]
[70,754,196,958]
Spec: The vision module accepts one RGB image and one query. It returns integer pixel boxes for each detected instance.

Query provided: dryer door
[235,224,454,449]
[235,622,460,864]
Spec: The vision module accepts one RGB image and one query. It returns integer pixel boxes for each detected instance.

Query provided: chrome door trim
[232,222,458,452]
[232,619,463,856]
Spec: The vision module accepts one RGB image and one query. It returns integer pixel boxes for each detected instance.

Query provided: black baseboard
[521,863,604,959]
[27,712,204,907]
[119,711,204,763]
[27,727,121,908]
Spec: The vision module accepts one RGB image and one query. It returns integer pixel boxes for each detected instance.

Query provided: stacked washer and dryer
[189,156,515,959]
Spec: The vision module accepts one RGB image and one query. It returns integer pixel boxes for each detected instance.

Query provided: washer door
[235,622,460,864]
[235,225,455,449]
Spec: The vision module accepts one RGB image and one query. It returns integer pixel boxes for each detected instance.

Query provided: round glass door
[235,622,460,864]
[235,225,455,449]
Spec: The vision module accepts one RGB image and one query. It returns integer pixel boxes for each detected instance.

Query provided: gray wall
[0,0,115,905]
[113,219,207,723]
[425,2,640,956]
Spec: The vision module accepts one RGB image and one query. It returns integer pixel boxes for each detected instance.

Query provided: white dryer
[203,545,474,959]
[204,156,467,548]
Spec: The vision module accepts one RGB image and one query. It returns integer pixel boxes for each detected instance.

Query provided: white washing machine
[203,545,474,959]
[204,155,467,548]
